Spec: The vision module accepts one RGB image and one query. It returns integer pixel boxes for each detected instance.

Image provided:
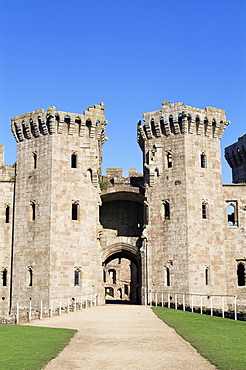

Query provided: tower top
[11,103,107,144]
[138,101,229,149]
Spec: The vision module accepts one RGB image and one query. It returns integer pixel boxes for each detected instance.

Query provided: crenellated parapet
[11,103,108,146]
[225,134,246,183]
[137,101,229,149]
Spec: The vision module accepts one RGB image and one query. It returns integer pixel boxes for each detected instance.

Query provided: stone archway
[102,243,142,304]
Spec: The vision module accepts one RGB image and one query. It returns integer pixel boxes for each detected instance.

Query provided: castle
[0,101,245,316]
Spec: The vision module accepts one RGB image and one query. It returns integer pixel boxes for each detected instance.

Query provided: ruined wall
[223,184,246,307]
[0,145,15,314]
[225,134,246,183]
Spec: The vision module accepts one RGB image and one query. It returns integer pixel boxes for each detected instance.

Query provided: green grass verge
[152,307,246,370]
[0,325,77,370]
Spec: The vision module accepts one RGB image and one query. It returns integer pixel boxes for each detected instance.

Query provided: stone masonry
[0,101,245,315]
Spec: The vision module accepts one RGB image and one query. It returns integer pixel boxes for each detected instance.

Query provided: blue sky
[0,0,245,182]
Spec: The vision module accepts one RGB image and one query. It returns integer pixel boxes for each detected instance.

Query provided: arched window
[201,152,207,168]
[85,120,92,137]
[227,202,238,226]
[71,153,77,168]
[237,263,245,286]
[72,202,79,220]
[30,201,36,221]
[28,267,33,286]
[2,269,7,286]
[205,266,210,285]
[5,205,10,224]
[163,200,170,220]
[166,151,172,168]
[166,267,170,287]
[33,152,37,169]
[105,287,114,297]
[74,268,81,286]
[212,119,216,136]
[202,201,208,219]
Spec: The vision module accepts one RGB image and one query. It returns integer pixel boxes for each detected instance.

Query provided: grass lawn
[152,307,246,370]
[0,325,77,370]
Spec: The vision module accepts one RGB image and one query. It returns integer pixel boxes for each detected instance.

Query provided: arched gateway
[99,171,144,304]
[102,243,142,304]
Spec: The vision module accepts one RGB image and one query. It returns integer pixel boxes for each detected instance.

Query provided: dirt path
[26,304,216,369]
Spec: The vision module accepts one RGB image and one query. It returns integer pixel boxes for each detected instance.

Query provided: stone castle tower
[0,101,245,316]
[10,104,107,307]
[138,102,231,298]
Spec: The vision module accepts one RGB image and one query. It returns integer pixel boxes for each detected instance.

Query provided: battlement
[138,101,229,149]
[11,103,108,144]
[225,134,246,183]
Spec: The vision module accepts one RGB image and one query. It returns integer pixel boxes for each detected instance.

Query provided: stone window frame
[2,268,7,287]
[205,265,211,286]
[164,266,171,287]
[200,151,207,168]
[162,200,170,220]
[27,266,33,287]
[29,201,36,221]
[74,267,81,287]
[236,260,246,287]
[71,201,79,221]
[202,200,208,219]
[33,151,37,169]
[166,151,172,168]
[226,200,238,227]
[108,269,116,284]
[71,152,77,169]
[5,204,10,224]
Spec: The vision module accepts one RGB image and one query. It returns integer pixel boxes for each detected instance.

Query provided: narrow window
[33,152,37,169]
[109,269,116,284]
[30,201,36,221]
[166,267,170,287]
[28,267,33,286]
[201,152,207,168]
[227,202,238,226]
[71,153,77,168]
[5,205,10,223]
[237,263,245,286]
[124,284,128,295]
[166,151,172,168]
[205,267,210,285]
[87,169,93,182]
[74,269,80,286]
[2,269,7,286]
[202,202,207,219]
[72,202,79,220]
[163,200,170,220]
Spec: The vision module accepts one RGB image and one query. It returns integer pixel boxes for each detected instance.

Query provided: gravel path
[26,304,216,370]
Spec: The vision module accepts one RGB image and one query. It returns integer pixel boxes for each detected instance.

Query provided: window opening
[195,116,200,134]
[109,269,116,284]
[166,151,172,168]
[5,205,10,224]
[163,200,170,220]
[71,153,77,168]
[124,284,128,295]
[201,153,207,168]
[28,267,33,286]
[74,269,80,286]
[33,152,37,169]
[166,267,170,286]
[87,169,93,182]
[30,201,36,221]
[2,269,7,286]
[178,113,183,132]
[205,267,210,285]
[237,263,245,286]
[72,202,79,220]
[202,202,207,219]
[227,202,237,226]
